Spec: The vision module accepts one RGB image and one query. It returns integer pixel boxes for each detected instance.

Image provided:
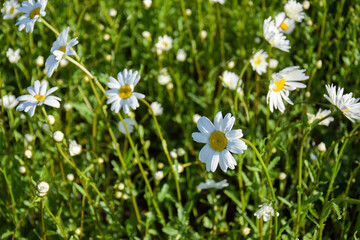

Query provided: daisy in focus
[45,27,78,77]
[16,80,61,117]
[1,0,20,20]
[6,48,20,63]
[250,49,268,75]
[196,179,228,190]
[307,108,334,126]
[267,66,308,113]
[0,95,19,109]
[263,17,290,52]
[105,69,145,114]
[275,12,296,34]
[155,35,173,53]
[284,0,305,22]
[254,203,279,222]
[15,0,47,33]
[192,111,247,172]
[221,71,242,93]
[324,84,360,122]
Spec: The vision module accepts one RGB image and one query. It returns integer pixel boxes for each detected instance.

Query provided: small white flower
[64,103,72,111]
[167,83,174,90]
[0,94,18,109]
[18,166,26,174]
[108,8,117,17]
[177,148,185,157]
[241,227,251,236]
[196,179,228,190]
[47,114,55,125]
[266,66,308,113]
[36,181,50,197]
[2,0,20,20]
[324,84,360,122]
[254,203,279,222]
[263,17,291,52]
[25,149,32,158]
[154,171,164,180]
[269,58,279,69]
[250,49,269,75]
[227,61,235,69]
[74,228,82,236]
[176,49,187,62]
[317,142,326,153]
[103,33,110,41]
[98,157,104,164]
[158,68,171,85]
[275,12,296,34]
[170,149,178,159]
[193,114,201,124]
[105,69,145,114]
[16,80,61,117]
[69,139,81,156]
[185,9,192,16]
[15,0,47,33]
[143,0,152,9]
[118,118,136,134]
[6,48,20,63]
[221,70,242,93]
[172,163,184,173]
[150,101,163,116]
[115,191,123,199]
[142,31,151,39]
[306,108,334,126]
[279,172,287,180]
[67,173,74,182]
[35,55,44,66]
[200,30,207,40]
[210,0,225,4]
[45,26,78,77]
[155,35,173,51]
[284,0,305,22]
[158,162,164,169]
[105,54,112,62]
[192,111,247,172]
[118,182,125,190]
[53,130,64,142]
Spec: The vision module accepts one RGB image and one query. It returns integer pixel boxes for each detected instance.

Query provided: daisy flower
[221,70,242,93]
[118,118,136,134]
[6,48,20,63]
[105,69,145,114]
[324,84,360,122]
[158,68,171,85]
[0,94,18,109]
[15,0,47,33]
[16,80,61,117]
[196,179,228,190]
[250,49,268,75]
[150,101,163,116]
[69,139,81,156]
[307,108,334,126]
[275,12,296,34]
[267,66,308,113]
[284,0,305,22]
[155,35,173,51]
[45,26,78,77]
[176,49,187,62]
[192,111,247,172]
[1,0,20,20]
[263,17,290,52]
[254,203,279,222]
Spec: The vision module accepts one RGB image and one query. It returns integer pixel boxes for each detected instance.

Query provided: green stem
[1,168,18,223]
[44,204,67,239]
[241,138,278,238]
[40,17,60,36]
[40,199,46,240]
[216,4,225,63]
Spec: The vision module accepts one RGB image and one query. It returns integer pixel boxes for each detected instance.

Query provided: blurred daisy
[250,49,268,75]
[105,69,145,114]
[150,101,163,116]
[158,68,171,85]
[263,17,290,52]
[196,179,228,190]
[154,171,164,180]
[275,12,295,34]
[284,0,305,22]
[16,80,61,117]
[15,0,47,32]
[6,48,20,63]
[0,95,18,109]
[155,35,173,51]
[307,108,334,126]
[172,163,184,173]
[118,118,136,134]
[45,26,78,77]
[269,58,279,69]
[176,49,187,62]
[143,0,152,9]
[1,0,20,20]
[210,0,225,4]
[108,8,117,17]
[192,111,247,172]
[221,70,242,93]
[267,66,308,113]
[324,84,360,122]
[69,139,81,156]
[254,203,279,222]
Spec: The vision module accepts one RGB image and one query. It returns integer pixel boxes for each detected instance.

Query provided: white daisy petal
[197,117,215,136]
[227,139,247,154]
[192,132,209,143]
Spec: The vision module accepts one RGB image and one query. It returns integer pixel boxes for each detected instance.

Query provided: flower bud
[36,181,50,197]
[53,131,64,142]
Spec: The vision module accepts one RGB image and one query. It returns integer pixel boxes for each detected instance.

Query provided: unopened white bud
[157,162,164,169]
[67,173,75,182]
[25,149,32,159]
[303,0,310,10]
[64,103,72,111]
[142,31,151,39]
[18,166,26,174]
[36,56,44,66]
[75,228,82,236]
[227,61,235,69]
[185,9,192,16]
[241,227,251,236]
[118,183,125,190]
[105,54,112,62]
[177,148,185,157]
[269,59,279,69]
[318,142,326,153]
[279,172,287,180]
[115,191,123,199]
[98,157,104,164]
[166,83,174,90]
[193,114,201,124]
[200,30,207,40]
[103,33,110,41]
[53,131,64,142]
[305,91,311,98]
[316,60,322,69]
[109,8,117,17]
[47,115,55,125]
[154,171,164,180]
[36,181,50,197]
[170,149,178,159]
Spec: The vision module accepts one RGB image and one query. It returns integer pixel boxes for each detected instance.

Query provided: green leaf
[332,202,342,220]
[162,226,178,235]
[267,156,280,172]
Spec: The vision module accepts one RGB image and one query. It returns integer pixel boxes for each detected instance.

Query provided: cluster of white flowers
[254,203,279,222]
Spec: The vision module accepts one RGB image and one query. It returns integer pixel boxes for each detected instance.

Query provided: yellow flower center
[10,7,15,14]
[163,42,168,48]
[209,131,228,152]
[273,78,286,92]
[254,56,261,65]
[280,22,288,31]
[119,85,132,99]
[34,94,46,102]
[29,8,40,19]
[58,46,66,53]
[343,107,349,112]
